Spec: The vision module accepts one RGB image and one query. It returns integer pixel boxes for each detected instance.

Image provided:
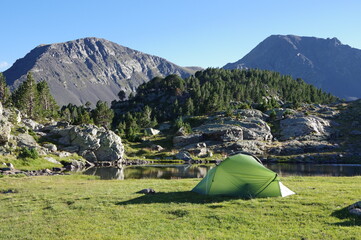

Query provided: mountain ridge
[3,37,198,106]
[224,34,361,100]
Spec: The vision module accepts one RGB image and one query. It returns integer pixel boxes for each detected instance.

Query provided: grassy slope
[0,155,62,171]
[0,175,360,240]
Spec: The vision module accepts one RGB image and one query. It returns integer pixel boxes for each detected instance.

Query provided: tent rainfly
[192,153,295,198]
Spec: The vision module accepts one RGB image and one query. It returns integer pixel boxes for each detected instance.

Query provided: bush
[18,147,39,159]
[269,110,277,120]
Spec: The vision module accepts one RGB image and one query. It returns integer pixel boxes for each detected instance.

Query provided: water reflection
[83,163,361,180]
[85,167,125,180]
[265,163,361,177]
[83,164,213,180]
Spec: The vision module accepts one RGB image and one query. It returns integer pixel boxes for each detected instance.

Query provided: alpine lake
[83,163,361,180]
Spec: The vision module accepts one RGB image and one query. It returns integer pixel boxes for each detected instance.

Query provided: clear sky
[1,0,361,71]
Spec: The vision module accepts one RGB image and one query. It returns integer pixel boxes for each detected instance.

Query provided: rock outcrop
[279,115,332,141]
[268,140,339,155]
[0,103,125,164]
[173,134,203,148]
[45,124,124,162]
[193,124,244,142]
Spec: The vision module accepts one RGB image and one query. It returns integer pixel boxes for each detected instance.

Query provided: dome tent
[192,153,295,198]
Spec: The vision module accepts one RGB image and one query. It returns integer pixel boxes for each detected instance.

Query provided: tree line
[0,72,113,128]
[112,68,337,138]
[1,68,338,140]
[1,72,58,120]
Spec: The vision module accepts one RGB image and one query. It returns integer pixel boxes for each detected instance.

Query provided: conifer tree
[92,100,114,128]
[12,72,37,118]
[36,81,59,118]
[0,73,10,105]
[185,98,194,116]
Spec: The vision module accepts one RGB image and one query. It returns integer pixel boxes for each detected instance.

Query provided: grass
[0,153,85,171]
[0,155,62,171]
[0,175,360,239]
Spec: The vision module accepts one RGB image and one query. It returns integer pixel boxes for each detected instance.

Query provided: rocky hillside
[3,37,197,106]
[224,35,361,100]
[138,101,361,164]
[0,101,125,173]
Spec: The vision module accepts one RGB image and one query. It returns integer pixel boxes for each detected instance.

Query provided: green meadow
[0,175,360,240]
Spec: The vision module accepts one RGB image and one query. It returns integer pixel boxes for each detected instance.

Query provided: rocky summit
[224,35,361,100]
[3,37,197,106]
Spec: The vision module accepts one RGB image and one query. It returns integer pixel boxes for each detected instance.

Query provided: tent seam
[254,174,279,197]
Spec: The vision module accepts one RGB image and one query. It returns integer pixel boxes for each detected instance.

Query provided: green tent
[192,153,295,198]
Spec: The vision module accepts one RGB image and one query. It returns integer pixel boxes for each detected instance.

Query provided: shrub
[18,147,39,159]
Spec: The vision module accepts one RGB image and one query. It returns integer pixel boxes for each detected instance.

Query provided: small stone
[7,163,15,170]
[144,128,160,136]
[151,145,164,151]
[136,188,156,194]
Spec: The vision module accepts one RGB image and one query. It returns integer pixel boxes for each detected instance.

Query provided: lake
[83,163,361,180]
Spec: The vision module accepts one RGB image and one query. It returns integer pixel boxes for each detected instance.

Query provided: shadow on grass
[330,207,361,226]
[116,191,237,205]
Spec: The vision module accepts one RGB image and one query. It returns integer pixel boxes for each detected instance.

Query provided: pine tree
[92,100,114,128]
[185,98,194,116]
[0,73,10,105]
[140,105,153,128]
[12,72,38,118]
[118,90,126,101]
[36,81,59,118]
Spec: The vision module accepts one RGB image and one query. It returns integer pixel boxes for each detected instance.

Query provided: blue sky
[1,0,361,71]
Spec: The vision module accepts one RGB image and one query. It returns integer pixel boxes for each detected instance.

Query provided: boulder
[279,115,331,141]
[173,134,203,148]
[15,133,38,148]
[68,126,101,151]
[194,124,243,142]
[22,119,44,131]
[0,120,12,144]
[144,128,160,136]
[42,143,57,152]
[93,130,124,162]
[0,102,3,116]
[46,124,124,162]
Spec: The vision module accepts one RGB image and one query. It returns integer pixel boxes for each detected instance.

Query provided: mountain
[3,37,198,106]
[224,35,361,100]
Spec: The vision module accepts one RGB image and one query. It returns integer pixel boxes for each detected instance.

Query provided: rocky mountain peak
[224,34,361,100]
[4,38,197,106]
